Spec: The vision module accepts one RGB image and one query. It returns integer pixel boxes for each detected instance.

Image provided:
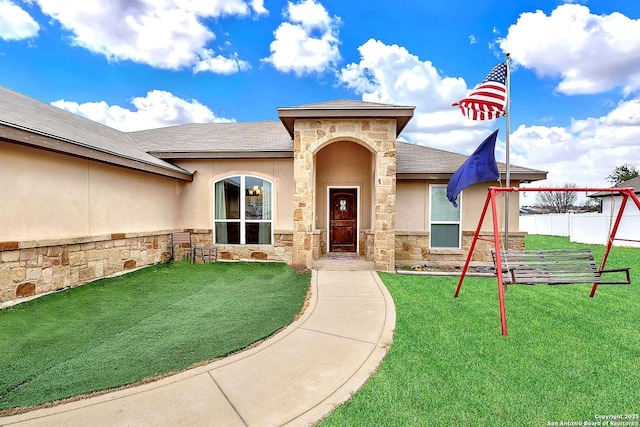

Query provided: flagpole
[504,53,511,247]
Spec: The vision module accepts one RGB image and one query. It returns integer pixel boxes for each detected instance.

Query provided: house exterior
[0,87,546,304]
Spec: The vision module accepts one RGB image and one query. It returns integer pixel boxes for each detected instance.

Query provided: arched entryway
[314,140,373,255]
[278,99,415,271]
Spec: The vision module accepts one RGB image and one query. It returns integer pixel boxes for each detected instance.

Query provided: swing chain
[607,194,616,245]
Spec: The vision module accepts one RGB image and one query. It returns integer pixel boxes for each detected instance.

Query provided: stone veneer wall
[0,232,173,305]
[394,231,526,268]
[292,119,397,271]
[215,232,293,264]
[1,230,294,305]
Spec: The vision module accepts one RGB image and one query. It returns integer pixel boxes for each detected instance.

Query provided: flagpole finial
[506,52,510,58]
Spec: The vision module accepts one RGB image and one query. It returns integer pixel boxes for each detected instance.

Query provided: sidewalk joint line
[207,371,249,427]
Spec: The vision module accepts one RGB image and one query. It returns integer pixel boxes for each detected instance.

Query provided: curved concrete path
[1,269,395,427]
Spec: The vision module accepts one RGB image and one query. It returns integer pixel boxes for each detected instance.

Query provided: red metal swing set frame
[454,186,640,336]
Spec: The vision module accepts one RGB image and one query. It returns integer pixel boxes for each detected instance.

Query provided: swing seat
[492,249,631,285]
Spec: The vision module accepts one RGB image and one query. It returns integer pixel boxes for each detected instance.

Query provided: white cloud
[52,90,234,132]
[499,4,640,95]
[0,0,39,40]
[339,38,490,151]
[262,0,341,76]
[194,50,251,75]
[339,37,640,189]
[250,0,267,15]
[511,99,640,187]
[33,0,263,72]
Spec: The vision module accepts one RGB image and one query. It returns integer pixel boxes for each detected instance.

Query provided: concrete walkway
[1,269,395,427]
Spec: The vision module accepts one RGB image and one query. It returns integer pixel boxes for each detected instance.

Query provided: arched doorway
[315,140,373,255]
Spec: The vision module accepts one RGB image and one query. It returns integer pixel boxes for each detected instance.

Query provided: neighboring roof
[0,86,192,181]
[277,99,415,139]
[128,121,293,159]
[589,176,640,197]
[618,176,640,192]
[396,141,547,182]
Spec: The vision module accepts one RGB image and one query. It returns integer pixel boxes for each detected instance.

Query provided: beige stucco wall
[396,180,520,232]
[1,141,184,242]
[461,182,520,232]
[173,158,294,232]
[395,179,524,267]
[396,181,428,230]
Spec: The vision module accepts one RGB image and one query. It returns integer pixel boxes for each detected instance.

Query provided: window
[430,185,461,248]
[214,176,273,244]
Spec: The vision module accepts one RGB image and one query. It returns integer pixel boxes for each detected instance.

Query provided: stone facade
[292,119,397,271]
[0,232,171,305]
[215,232,293,263]
[1,226,525,305]
[0,230,295,305]
[394,231,526,268]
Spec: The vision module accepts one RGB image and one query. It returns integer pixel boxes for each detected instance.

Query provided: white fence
[520,212,640,248]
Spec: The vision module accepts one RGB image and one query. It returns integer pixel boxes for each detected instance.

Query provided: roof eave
[277,106,415,138]
[588,188,640,198]
[0,124,193,182]
[397,171,548,183]
[150,151,294,159]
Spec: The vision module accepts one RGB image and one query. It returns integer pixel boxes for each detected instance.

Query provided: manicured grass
[0,261,310,413]
[322,236,640,426]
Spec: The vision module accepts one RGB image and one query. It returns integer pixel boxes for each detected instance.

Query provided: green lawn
[322,236,640,426]
[0,261,310,413]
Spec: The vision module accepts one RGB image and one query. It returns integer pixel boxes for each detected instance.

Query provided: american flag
[452,62,507,121]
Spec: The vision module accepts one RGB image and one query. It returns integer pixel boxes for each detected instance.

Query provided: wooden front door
[329,188,357,252]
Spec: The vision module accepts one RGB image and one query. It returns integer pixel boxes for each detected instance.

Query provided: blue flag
[446,129,500,207]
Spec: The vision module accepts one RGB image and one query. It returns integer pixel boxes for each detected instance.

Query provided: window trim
[213,175,274,245]
[429,184,462,249]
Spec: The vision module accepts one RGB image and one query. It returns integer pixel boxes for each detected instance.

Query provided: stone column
[291,130,314,270]
[373,140,396,271]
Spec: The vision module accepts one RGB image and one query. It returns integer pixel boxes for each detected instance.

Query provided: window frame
[213,175,274,245]
[429,184,462,249]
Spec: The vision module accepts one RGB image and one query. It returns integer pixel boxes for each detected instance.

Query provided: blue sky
[1,0,639,191]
